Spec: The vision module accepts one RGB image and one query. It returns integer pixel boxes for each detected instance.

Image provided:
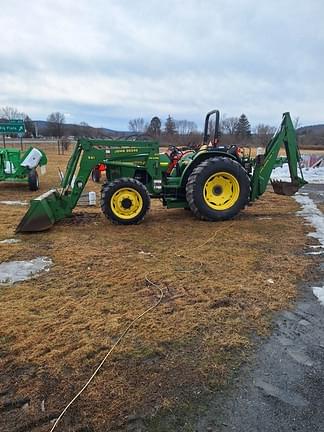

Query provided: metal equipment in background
[16,111,307,233]
[0,147,47,191]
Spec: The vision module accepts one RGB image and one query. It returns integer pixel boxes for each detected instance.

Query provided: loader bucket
[16,189,66,233]
[271,180,300,196]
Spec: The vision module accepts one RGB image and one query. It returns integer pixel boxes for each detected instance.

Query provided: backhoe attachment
[250,112,307,201]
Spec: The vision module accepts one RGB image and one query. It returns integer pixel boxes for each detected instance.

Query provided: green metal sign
[0,120,25,134]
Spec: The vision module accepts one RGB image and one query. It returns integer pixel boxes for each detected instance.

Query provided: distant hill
[296,124,324,148]
[297,124,324,136]
[34,120,128,138]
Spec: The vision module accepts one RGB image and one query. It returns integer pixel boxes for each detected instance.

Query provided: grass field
[0,147,315,431]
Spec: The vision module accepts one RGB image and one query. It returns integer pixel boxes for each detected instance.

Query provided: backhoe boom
[250,112,307,200]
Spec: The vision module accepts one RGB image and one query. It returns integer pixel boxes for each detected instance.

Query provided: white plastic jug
[88,192,96,206]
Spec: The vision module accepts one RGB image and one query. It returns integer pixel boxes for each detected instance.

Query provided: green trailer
[0,147,47,191]
[16,110,306,233]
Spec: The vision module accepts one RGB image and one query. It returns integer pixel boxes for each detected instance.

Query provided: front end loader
[16,111,307,233]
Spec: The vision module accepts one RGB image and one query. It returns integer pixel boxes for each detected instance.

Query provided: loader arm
[60,141,109,209]
[250,112,307,201]
[16,139,157,232]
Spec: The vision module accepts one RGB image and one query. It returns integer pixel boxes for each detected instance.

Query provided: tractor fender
[180,150,237,188]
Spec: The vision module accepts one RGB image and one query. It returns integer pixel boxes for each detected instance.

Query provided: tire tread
[186,157,250,221]
[101,177,150,225]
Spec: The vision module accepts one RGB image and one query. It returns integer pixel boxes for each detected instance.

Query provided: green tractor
[16,110,306,233]
[0,147,47,191]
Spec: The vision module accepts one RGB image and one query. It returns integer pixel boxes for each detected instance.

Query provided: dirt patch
[0,147,314,431]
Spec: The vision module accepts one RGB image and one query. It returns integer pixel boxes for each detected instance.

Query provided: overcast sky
[1,0,323,130]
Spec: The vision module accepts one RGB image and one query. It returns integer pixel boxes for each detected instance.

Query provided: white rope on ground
[49,220,234,431]
[49,281,164,432]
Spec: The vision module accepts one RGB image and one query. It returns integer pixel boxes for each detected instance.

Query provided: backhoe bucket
[271,180,300,196]
[16,189,66,233]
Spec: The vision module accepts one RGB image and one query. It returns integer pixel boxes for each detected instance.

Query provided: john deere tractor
[16,110,306,232]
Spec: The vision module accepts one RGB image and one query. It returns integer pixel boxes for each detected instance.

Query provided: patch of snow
[313,287,324,306]
[0,200,28,206]
[271,164,324,184]
[294,194,324,307]
[306,251,324,255]
[0,238,21,244]
[294,194,324,247]
[0,257,52,285]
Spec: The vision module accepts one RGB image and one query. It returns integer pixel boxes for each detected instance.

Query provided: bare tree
[147,116,162,137]
[24,115,36,138]
[0,106,37,138]
[128,118,146,133]
[253,123,276,146]
[253,124,276,136]
[46,112,65,138]
[0,106,24,120]
[176,120,197,135]
[220,116,239,135]
[79,121,92,137]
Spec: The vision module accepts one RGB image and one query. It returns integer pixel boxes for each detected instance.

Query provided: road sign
[0,120,26,134]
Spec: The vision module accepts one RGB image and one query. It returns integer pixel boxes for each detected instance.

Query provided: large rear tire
[101,178,150,225]
[186,157,250,221]
[28,169,39,191]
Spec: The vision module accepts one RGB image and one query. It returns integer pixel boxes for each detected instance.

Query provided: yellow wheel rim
[111,188,143,219]
[203,172,240,210]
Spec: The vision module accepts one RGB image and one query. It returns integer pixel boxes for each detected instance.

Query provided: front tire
[101,178,150,225]
[28,169,39,191]
[186,157,250,221]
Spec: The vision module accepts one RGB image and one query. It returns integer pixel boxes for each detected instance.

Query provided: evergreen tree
[164,115,177,135]
[236,114,251,139]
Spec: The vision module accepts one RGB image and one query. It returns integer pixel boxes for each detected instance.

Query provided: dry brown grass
[318,203,324,213]
[0,147,315,431]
